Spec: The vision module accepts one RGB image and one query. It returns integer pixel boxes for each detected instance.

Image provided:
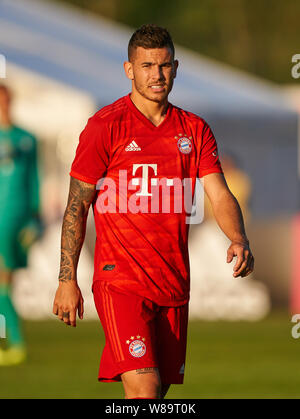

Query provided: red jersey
[70,94,223,306]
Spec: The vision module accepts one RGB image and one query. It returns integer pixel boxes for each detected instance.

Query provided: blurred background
[0,0,300,399]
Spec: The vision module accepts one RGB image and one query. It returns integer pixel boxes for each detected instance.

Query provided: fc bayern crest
[177,135,192,154]
[127,336,147,358]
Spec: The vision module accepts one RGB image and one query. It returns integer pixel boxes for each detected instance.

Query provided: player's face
[124,47,178,104]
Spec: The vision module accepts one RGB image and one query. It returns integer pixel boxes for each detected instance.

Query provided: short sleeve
[198,122,223,178]
[69,116,110,184]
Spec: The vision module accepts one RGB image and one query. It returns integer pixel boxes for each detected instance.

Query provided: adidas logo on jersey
[125,140,141,151]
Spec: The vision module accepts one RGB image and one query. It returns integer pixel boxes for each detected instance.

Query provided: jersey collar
[125,93,173,132]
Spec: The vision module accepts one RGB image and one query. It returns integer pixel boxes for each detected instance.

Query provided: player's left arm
[18,135,43,250]
[203,172,254,278]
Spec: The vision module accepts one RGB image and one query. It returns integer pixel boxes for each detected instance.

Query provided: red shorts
[93,281,189,384]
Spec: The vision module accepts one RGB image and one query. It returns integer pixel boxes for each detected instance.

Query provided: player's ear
[124,61,134,80]
[173,59,179,79]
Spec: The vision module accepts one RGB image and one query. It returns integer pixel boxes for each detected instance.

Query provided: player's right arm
[52,177,97,327]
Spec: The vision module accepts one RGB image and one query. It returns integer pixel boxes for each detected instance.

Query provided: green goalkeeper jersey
[0,125,39,219]
[0,125,40,269]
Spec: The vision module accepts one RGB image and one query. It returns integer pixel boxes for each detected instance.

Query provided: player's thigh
[156,303,189,385]
[93,281,160,379]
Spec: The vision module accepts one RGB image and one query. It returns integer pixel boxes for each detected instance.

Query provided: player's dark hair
[128,24,175,61]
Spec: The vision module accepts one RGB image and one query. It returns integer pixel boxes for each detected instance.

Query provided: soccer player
[0,84,41,366]
[53,24,254,399]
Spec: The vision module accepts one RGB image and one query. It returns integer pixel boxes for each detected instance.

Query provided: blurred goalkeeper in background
[0,84,42,366]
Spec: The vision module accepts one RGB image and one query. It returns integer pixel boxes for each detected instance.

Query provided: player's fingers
[69,308,76,327]
[233,261,248,277]
[58,307,64,321]
[233,249,249,277]
[239,253,254,277]
[241,265,252,277]
[233,248,245,272]
[243,256,255,277]
[227,248,234,263]
[242,269,251,278]
[79,298,84,320]
[52,303,58,316]
[62,308,71,325]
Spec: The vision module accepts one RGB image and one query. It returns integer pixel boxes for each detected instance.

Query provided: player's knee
[130,378,161,399]
[136,377,161,398]
[132,386,161,399]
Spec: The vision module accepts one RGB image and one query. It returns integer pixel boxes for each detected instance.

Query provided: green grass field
[1,310,300,399]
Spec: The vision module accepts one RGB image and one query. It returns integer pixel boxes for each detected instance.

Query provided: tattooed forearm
[58,177,96,283]
[136,367,158,375]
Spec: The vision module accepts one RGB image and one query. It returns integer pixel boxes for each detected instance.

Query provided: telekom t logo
[132,164,175,196]
[132,164,157,196]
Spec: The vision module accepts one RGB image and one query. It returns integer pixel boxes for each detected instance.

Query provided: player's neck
[130,91,169,127]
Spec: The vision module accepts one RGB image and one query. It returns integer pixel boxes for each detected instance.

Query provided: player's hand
[52,281,84,327]
[226,240,254,278]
